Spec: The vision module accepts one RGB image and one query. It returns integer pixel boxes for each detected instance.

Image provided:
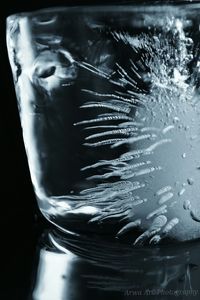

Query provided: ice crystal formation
[7,9,200,245]
[50,16,200,245]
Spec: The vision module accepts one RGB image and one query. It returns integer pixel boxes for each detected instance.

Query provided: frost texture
[69,17,200,244]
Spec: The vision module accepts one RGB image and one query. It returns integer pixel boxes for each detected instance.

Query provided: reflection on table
[31,229,200,300]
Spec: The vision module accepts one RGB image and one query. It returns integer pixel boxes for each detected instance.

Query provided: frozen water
[7,5,200,245]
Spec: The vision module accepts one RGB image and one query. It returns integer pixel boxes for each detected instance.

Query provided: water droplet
[182,153,186,159]
[183,200,191,210]
[187,178,194,185]
[173,116,180,123]
[178,188,185,196]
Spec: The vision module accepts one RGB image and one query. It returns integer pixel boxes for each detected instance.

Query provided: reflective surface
[31,228,200,300]
[7,4,200,244]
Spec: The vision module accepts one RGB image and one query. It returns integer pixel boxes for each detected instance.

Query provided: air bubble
[187,178,194,185]
[183,200,191,210]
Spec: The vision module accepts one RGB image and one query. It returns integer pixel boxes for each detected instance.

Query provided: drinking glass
[7,2,200,245]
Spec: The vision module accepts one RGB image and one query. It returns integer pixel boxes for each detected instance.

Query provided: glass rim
[6,1,200,21]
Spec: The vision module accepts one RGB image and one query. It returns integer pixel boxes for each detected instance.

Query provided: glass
[6,2,200,246]
[31,229,200,299]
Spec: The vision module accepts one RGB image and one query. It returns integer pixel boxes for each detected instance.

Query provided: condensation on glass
[7,3,200,245]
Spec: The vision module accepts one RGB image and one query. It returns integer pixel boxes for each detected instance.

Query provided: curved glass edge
[6,1,200,22]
